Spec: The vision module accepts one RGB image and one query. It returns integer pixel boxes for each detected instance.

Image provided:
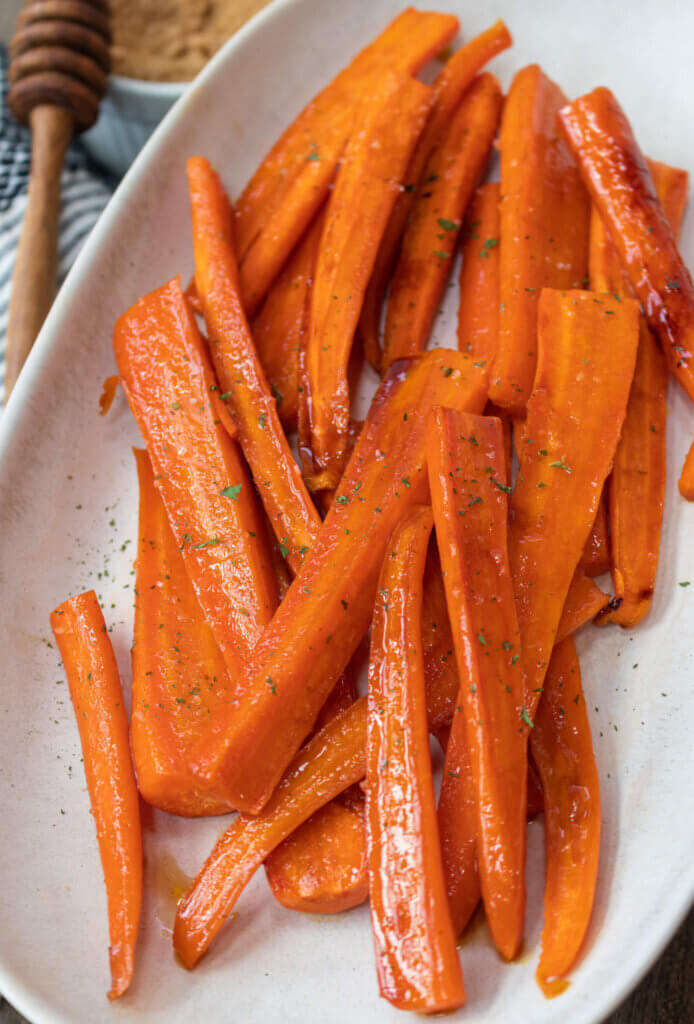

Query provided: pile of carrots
[49,7,694,1012]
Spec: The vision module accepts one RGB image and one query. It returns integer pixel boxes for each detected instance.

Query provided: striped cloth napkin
[0,46,114,405]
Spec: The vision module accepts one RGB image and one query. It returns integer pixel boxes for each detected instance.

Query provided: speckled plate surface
[1,1,694,1021]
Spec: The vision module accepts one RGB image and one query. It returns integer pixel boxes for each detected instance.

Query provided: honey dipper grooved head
[8,0,111,132]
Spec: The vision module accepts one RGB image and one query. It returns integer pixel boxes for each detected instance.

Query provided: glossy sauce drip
[99,375,120,415]
[149,850,192,935]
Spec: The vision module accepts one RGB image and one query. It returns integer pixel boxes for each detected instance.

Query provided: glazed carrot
[130,450,236,817]
[531,638,601,993]
[382,73,503,370]
[304,71,433,491]
[680,442,694,500]
[113,278,277,678]
[192,349,488,814]
[236,8,459,313]
[428,409,527,960]
[560,89,694,404]
[457,183,501,372]
[509,289,639,722]
[265,786,367,914]
[175,697,367,967]
[591,160,688,625]
[252,211,324,429]
[580,496,609,577]
[359,20,512,369]
[558,569,610,637]
[187,157,322,574]
[367,506,465,1013]
[490,65,590,413]
[50,592,142,1000]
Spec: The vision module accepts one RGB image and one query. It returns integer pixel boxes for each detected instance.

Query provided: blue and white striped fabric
[0,47,114,405]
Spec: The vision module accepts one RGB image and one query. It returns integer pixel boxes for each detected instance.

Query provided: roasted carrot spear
[130,450,236,817]
[303,71,433,491]
[490,65,590,414]
[252,211,324,429]
[590,160,688,626]
[560,89,694,405]
[50,591,142,1000]
[187,156,322,573]
[680,443,694,500]
[531,637,601,995]
[175,698,367,967]
[580,496,610,578]
[236,8,459,314]
[457,182,501,374]
[428,409,527,961]
[113,277,277,678]
[359,20,512,369]
[192,350,488,814]
[367,506,465,1013]
[382,73,503,370]
[509,289,639,722]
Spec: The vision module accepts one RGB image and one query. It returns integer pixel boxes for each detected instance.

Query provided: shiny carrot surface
[580,496,610,578]
[491,65,590,413]
[304,71,432,491]
[174,698,367,968]
[359,20,512,369]
[560,88,694,403]
[50,592,142,1000]
[382,73,503,369]
[457,183,501,373]
[509,289,639,720]
[428,409,527,961]
[531,638,601,991]
[680,441,694,500]
[187,156,322,574]
[367,506,465,1013]
[235,9,458,313]
[557,569,610,639]
[113,277,277,678]
[192,350,487,814]
[130,450,236,817]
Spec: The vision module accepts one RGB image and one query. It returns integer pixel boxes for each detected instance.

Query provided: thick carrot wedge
[187,157,322,573]
[236,8,459,312]
[252,211,324,429]
[457,183,501,373]
[509,289,639,722]
[531,638,601,993]
[192,350,488,814]
[360,20,512,369]
[382,73,503,369]
[175,698,367,968]
[304,71,432,491]
[428,410,527,961]
[367,506,465,1013]
[130,450,236,817]
[491,65,590,413]
[590,160,688,625]
[680,442,694,500]
[265,786,367,914]
[581,496,609,577]
[113,278,277,678]
[560,89,694,404]
[50,592,142,1000]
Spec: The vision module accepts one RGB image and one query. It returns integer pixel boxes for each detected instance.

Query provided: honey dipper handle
[5,104,73,401]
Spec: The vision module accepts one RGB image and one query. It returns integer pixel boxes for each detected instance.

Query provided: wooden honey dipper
[5,0,111,399]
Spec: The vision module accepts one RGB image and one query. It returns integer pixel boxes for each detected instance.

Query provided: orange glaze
[98,374,120,415]
[457,182,501,374]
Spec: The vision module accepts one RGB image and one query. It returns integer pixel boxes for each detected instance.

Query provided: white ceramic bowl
[1,1,694,1022]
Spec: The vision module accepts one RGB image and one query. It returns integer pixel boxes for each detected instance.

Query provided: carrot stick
[192,350,488,814]
[130,450,237,816]
[509,289,639,723]
[303,71,433,491]
[187,157,322,574]
[428,409,527,961]
[580,495,610,577]
[680,442,694,500]
[252,211,324,429]
[531,637,601,993]
[590,159,688,625]
[359,20,512,369]
[558,569,610,637]
[50,591,142,1000]
[457,183,501,373]
[236,9,459,313]
[113,278,278,679]
[382,73,503,369]
[490,65,590,414]
[367,506,465,1013]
